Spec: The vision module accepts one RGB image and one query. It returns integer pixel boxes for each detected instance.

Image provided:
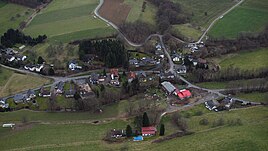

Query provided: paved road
[197,0,244,43]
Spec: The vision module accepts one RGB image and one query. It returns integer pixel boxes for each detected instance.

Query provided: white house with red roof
[142,126,157,136]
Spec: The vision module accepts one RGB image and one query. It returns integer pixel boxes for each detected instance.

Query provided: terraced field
[209,0,268,38]
[24,0,116,43]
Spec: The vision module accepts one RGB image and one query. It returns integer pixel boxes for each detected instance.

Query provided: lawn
[0,67,13,86]
[235,92,268,103]
[24,0,116,43]
[219,48,268,70]
[209,0,268,39]
[124,0,157,25]
[196,81,228,89]
[0,71,51,97]
[0,3,34,35]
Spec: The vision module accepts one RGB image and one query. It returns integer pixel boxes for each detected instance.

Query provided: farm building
[161,81,176,95]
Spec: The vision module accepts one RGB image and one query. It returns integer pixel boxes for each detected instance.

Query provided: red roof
[176,89,191,99]
[128,71,136,79]
[142,126,157,135]
[110,68,119,76]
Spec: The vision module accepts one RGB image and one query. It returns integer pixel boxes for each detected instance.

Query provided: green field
[219,48,268,70]
[0,3,33,35]
[0,67,51,97]
[24,0,116,43]
[124,0,157,25]
[235,92,268,103]
[173,0,236,28]
[0,105,267,151]
[209,0,268,38]
[196,81,228,89]
[171,24,203,41]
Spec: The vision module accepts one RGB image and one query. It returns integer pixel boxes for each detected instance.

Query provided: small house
[177,65,187,74]
[13,94,25,104]
[111,129,125,138]
[205,100,220,112]
[174,89,192,100]
[90,73,99,84]
[39,87,51,97]
[142,126,157,136]
[7,55,15,62]
[0,99,9,109]
[128,71,136,83]
[55,81,64,94]
[68,60,82,71]
[25,89,36,101]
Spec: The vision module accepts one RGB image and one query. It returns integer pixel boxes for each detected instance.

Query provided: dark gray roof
[161,81,176,93]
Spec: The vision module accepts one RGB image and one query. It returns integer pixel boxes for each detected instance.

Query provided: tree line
[4,0,50,8]
[120,21,154,44]
[148,0,189,33]
[1,28,47,48]
[78,39,128,68]
[195,27,268,58]
[189,67,268,83]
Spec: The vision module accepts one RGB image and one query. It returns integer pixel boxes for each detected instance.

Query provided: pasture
[219,48,268,70]
[0,105,267,151]
[0,3,33,35]
[173,0,236,28]
[124,0,157,25]
[171,24,203,41]
[235,92,268,103]
[209,0,268,38]
[0,67,51,97]
[24,0,116,43]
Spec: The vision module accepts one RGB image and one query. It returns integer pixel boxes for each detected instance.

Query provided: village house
[68,60,82,71]
[205,97,235,112]
[129,58,139,67]
[110,129,125,138]
[55,81,64,94]
[176,65,187,74]
[74,79,95,99]
[160,72,175,81]
[65,85,76,98]
[7,55,15,62]
[172,53,182,62]
[142,126,157,137]
[25,89,36,101]
[161,81,177,95]
[39,86,51,97]
[90,73,100,84]
[0,99,9,109]
[128,71,136,83]
[110,68,120,86]
[13,94,26,104]
[174,89,192,100]
[136,71,147,83]
[15,54,27,61]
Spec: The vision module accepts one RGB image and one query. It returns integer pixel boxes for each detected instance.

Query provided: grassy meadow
[124,0,157,25]
[173,0,236,28]
[0,105,267,151]
[0,67,51,97]
[219,48,268,70]
[0,3,33,35]
[24,0,116,43]
[171,24,203,41]
[235,92,268,103]
[209,0,268,38]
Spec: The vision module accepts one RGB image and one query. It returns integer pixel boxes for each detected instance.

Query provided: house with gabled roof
[142,126,157,136]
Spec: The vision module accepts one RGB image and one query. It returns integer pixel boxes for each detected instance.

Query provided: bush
[194,110,203,116]
[199,118,209,125]
[212,118,225,127]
